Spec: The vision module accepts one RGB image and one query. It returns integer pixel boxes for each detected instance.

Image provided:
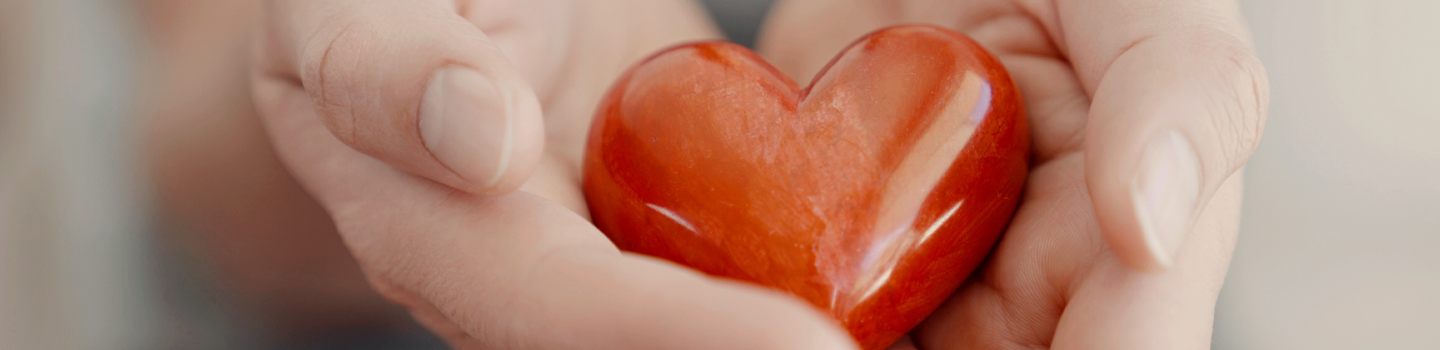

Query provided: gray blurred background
[2,0,1437,349]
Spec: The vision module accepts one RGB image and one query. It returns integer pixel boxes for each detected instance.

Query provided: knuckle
[1190,29,1270,167]
[296,5,380,142]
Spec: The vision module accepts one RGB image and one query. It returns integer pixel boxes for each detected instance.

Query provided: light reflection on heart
[583,25,1030,350]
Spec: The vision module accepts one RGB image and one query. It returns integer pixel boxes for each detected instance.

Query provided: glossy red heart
[582,25,1029,350]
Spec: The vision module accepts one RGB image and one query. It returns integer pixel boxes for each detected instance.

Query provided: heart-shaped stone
[582,25,1029,349]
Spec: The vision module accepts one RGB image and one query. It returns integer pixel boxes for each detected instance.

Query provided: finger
[1058,0,1269,271]
[1050,171,1244,349]
[251,67,858,350]
[376,196,860,350]
[911,156,1242,350]
[257,0,546,194]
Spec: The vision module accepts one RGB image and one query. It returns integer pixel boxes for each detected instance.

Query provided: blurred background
[1,0,1436,349]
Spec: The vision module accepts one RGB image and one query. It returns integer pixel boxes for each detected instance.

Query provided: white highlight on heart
[918,200,964,245]
[647,203,698,233]
[833,71,989,317]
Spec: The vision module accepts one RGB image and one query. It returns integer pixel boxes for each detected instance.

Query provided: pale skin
[760,0,1265,348]
[146,0,1266,348]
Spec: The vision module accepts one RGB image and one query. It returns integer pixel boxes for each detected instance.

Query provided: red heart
[583,25,1029,350]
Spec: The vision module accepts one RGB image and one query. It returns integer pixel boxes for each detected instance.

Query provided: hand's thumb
[1073,3,1269,272]
[258,0,545,194]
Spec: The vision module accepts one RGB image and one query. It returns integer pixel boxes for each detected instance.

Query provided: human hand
[251,0,857,348]
[759,0,1267,348]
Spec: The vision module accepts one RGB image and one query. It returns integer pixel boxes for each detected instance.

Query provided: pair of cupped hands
[251,0,1267,348]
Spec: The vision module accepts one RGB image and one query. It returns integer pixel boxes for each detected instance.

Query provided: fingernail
[420,67,514,189]
[1131,129,1201,269]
